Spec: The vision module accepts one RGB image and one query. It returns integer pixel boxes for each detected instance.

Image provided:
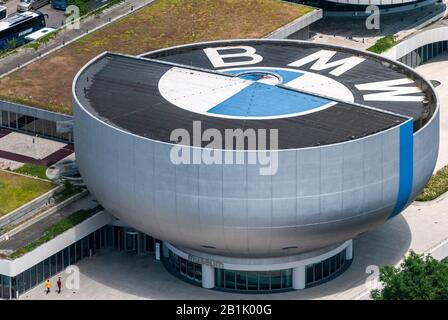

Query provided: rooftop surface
[0,0,313,114]
[74,40,436,149]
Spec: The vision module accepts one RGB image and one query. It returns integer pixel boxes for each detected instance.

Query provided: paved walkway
[0,130,73,166]
[0,0,155,77]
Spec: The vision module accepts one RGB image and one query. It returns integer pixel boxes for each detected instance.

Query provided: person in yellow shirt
[45,279,51,295]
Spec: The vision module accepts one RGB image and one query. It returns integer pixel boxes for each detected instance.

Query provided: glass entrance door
[125,231,138,252]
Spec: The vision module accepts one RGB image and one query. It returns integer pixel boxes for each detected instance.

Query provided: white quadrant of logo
[158,66,354,120]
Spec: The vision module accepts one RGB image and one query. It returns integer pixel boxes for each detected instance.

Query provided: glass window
[180,258,187,275]
[145,235,154,252]
[1,111,8,126]
[30,265,37,288]
[314,262,323,282]
[225,270,236,290]
[57,251,63,272]
[37,261,44,283]
[330,256,336,273]
[50,254,57,275]
[258,271,270,291]
[89,233,95,255]
[194,264,202,282]
[335,253,341,269]
[215,268,224,288]
[70,243,76,264]
[82,236,89,258]
[1,275,11,299]
[282,269,292,288]
[235,271,247,290]
[76,241,82,261]
[247,271,258,291]
[43,258,50,280]
[63,247,69,268]
[9,112,17,128]
[16,273,24,294]
[186,261,194,279]
[95,230,101,250]
[106,226,113,247]
[323,259,330,278]
[101,227,106,248]
[270,271,282,290]
[24,269,31,291]
[306,266,314,284]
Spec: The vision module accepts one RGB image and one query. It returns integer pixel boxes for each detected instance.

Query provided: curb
[412,190,448,206]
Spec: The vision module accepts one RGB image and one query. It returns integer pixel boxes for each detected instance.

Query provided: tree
[371,251,448,300]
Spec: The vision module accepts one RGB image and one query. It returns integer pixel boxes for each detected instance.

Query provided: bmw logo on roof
[158,66,354,120]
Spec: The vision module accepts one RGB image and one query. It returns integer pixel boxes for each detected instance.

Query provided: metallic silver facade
[72,42,439,259]
[73,101,438,258]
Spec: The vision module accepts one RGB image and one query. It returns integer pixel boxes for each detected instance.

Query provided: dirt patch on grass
[0,0,312,114]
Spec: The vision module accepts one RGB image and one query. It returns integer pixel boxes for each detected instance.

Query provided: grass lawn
[0,170,56,217]
[416,165,448,201]
[0,0,312,114]
[14,163,49,180]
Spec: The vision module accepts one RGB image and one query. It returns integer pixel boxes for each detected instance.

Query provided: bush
[367,36,397,54]
[371,251,448,300]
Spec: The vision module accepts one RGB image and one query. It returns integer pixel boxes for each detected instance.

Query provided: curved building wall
[73,93,437,258]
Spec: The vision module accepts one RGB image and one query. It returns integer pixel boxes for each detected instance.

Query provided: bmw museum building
[73,40,439,293]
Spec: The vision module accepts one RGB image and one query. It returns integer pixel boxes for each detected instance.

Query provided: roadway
[1,0,110,29]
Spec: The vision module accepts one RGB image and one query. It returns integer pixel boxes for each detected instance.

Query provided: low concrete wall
[0,210,114,277]
[265,8,322,39]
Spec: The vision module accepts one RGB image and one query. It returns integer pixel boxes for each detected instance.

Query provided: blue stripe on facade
[389,119,414,219]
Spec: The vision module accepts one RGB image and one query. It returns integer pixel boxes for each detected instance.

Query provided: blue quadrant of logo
[208,69,332,117]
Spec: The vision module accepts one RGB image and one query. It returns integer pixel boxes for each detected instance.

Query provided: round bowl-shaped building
[73,39,438,292]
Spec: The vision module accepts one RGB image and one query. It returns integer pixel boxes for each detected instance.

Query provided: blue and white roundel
[158,66,354,120]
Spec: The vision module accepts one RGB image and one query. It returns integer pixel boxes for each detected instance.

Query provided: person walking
[57,277,62,294]
[45,279,51,295]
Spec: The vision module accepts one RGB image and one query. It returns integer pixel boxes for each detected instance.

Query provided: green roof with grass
[0,0,313,114]
[0,170,56,217]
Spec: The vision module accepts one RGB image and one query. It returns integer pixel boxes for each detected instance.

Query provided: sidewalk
[0,0,155,77]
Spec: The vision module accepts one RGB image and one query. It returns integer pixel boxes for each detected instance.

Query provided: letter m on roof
[288,50,365,77]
